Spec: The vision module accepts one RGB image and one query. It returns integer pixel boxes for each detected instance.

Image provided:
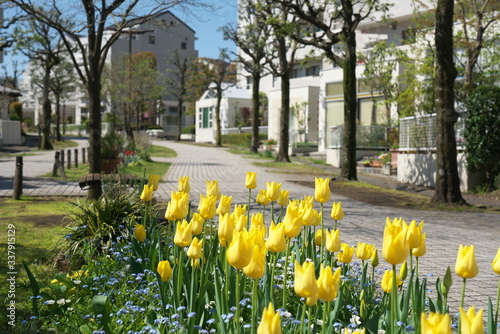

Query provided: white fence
[399,113,465,150]
[221,126,268,136]
[0,120,22,146]
[328,125,396,149]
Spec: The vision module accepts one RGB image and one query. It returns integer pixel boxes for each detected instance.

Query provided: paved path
[1,139,499,315]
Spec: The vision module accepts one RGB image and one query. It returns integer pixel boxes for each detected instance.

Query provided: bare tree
[222,0,270,153]
[276,0,390,178]
[431,0,466,205]
[9,0,209,200]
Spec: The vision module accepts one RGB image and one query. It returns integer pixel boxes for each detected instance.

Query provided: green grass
[148,145,177,157]
[0,197,76,328]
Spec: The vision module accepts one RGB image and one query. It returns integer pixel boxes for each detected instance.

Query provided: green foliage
[464,85,500,188]
[101,131,125,160]
[64,184,143,257]
[221,133,267,147]
[9,101,23,119]
[181,124,196,134]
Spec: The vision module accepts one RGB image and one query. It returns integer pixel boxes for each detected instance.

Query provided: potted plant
[101,131,124,174]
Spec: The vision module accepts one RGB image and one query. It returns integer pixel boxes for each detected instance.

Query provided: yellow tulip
[266,221,287,253]
[235,214,248,232]
[257,302,281,334]
[317,265,341,301]
[187,237,203,260]
[249,225,266,251]
[232,204,247,218]
[191,259,200,268]
[134,224,146,242]
[315,177,331,203]
[178,176,190,193]
[256,189,271,206]
[493,247,500,275]
[350,329,366,334]
[331,202,344,221]
[190,213,204,236]
[356,242,375,261]
[412,232,427,257]
[147,174,160,191]
[406,220,423,249]
[294,261,318,306]
[283,204,302,238]
[140,184,153,202]
[371,248,379,267]
[325,229,341,253]
[243,245,267,279]
[455,244,479,279]
[277,189,290,207]
[226,229,252,269]
[157,260,173,282]
[382,219,409,265]
[198,194,217,220]
[206,179,220,199]
[251,212,265,230]
[245,171,257,189]
[381,270,402,293]
[174,220,192,247]
[266,181,282,202]
[421,312,451,334]
[165,190,189,221]
[218,212,235,247]
[460,307,484,334]
[300,205,317,226]
[314,229,324,247]
[337,243,354,264]
[216,194,233,216]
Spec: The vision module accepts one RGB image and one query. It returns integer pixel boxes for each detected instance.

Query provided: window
[326,82,343,97]
[149,36,155,45]
[402,28,416,45]
[306,66,319,76]
[246,76,253,89]
[199,107,213,128]
[291,69,300,79]
[181,42,187,50]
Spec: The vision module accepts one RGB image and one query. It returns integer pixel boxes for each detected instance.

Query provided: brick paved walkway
[1,139,499,315]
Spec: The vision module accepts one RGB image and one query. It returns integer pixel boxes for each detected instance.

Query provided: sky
[1,1,238,78]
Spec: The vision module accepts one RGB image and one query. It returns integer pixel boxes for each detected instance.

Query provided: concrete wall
[0,120,22,146]
[397,151,483,192]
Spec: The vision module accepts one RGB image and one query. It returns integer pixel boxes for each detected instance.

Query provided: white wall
[0,120,22,146]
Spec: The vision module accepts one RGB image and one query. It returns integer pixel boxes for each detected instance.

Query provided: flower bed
[20,173,500,333]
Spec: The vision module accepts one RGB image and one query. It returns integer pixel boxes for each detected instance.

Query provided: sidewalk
[1,140,499,314]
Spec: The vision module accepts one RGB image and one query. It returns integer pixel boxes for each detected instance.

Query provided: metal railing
[328,125,397,149]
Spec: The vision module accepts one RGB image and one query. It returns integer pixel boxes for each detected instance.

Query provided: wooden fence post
[82,148,86,164]
[13,156,23,200]
[67,149,71,169]
[74,148,79,168]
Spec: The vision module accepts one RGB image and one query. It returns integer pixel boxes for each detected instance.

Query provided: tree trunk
[215,92,222,147]
[431,0,466,205]
[87,76,103,201]
[40,67,53,150]
[250,71,261,153]
[276,71,291,162]
[55,93,63,141]
[340,25,357,180]
[176,98,183,141]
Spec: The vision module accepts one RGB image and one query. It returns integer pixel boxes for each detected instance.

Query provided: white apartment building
[21,10,197,138]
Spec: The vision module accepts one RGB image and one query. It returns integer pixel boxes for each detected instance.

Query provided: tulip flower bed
[19,173,500,334]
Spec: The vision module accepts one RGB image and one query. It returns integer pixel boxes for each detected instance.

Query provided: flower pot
[370,160,382,168]
[101,158,121,174]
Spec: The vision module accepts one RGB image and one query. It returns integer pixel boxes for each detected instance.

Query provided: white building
[195,83,253,143]
[20,10,197,138]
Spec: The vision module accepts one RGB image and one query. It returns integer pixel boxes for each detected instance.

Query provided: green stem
[270,252,277,304]
[391,264,397,334]
[334,219,338,231]
[320,203,325,265]
[299,303,307,334]
[459,278,467,334]
[307,305,313,334]
[282,238,291,310]
[322,301,330,334]
[235,269,242,333]
[271,201,275,223]
[247,189,251,230]
[251,278,259,334]
[495,278,500,331]
[175,248,185,309]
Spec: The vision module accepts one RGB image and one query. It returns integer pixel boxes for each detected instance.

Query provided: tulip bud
[421,312,451,334]
[460,307,484,334]
[455,244,479,279]
[266,221,287,253]
[134,224,146,242]
[187,237,203,260]
[256,189,271,206]
[147,174,160,191]
[493,247,500,275]
[190,213,204,236]
[157,260,173,282]
[370,248,379,268]
[325,229,341,253]
[382,219,409,265]
[314,177,331,204]
[317,265,341,302]
[356,242,375,261]
[206,179,220,199]
[331,202,344,221]
[360,299,367,320]
[174,220,192,247]
[265,181,282,202]
[178,176,190,193]
[245,171,257,189]
[198,194,217,220]
[399,260,408,281]
[218,213,235,247]
[140,184,153,202]
[257,302,281,334]
[277,189,290,207]
[441,266,452,295]
[226,229,252,269]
